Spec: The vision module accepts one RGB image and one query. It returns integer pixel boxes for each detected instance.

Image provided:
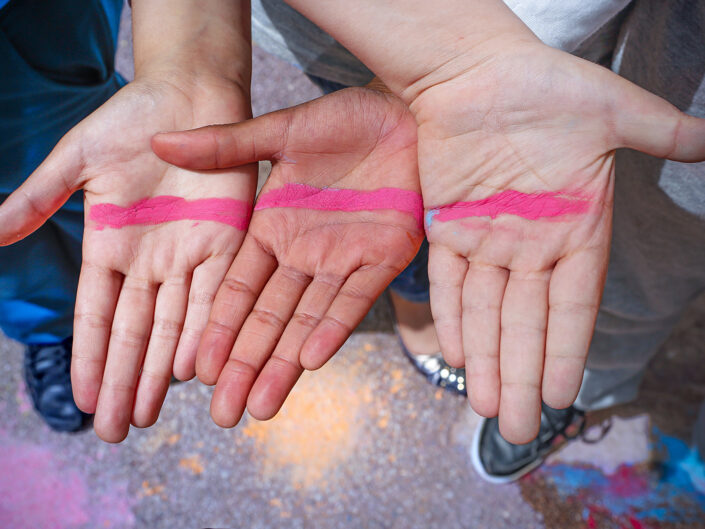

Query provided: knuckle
[338,284,374,304]
[221,276,256,300]
[206,319,237,340]
[269,354,302,372]
[110,326,149,349]
[278,265,311,286]
[249,307,286,331]
[291,311,320,330]
[223,357,258,380]
[101,379,136,396]
[151,317,183,340]
[321,314,353,335]
[138,368,171,386]
[312,272,345,290]
[190,289,216,306]
[74,311,112,330]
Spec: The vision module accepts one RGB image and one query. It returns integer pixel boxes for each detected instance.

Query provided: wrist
[285,0,539,103]
[131,0,252,97]
[131,69,253,126]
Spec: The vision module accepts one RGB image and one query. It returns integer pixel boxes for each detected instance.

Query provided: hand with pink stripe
[152,88,423,427]
[0,76,256,442]
[411,41,705,444]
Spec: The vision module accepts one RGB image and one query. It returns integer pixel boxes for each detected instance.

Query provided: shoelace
[27,340,72,381]
[534,407,588,455]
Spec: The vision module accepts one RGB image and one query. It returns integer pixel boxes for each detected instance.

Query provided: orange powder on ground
[179,454,205,475]
[241,359,367,489]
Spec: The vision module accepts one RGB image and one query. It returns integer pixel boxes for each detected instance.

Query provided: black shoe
[24,336,89,432]
[471,404,585,483]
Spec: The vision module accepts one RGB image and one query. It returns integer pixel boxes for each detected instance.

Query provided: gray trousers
[574,0,705,423]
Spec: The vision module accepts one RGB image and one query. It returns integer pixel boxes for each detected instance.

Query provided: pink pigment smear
[430,189,591,223]
[255,183,423,227]
[89,196,251,230]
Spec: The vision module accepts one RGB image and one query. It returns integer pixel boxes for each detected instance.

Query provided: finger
[93,276,158,443]
[543,247,607,409]
[300,264,396,370]
[247,272,344,420]
[131,278,189,428]
[151,107,294,170]
[0,134,83,245]
[462,262,508,418]
[71,262,122,414]
[611,74,705,162]
[498,270,550,444]
[173,254,234,381]
[428,244,468,368]
[210,265,310,428]
[196,236,276,385]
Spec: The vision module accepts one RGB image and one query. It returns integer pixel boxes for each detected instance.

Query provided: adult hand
[410,41,705,443]
[152,88,423,426]
[0,74,256,442]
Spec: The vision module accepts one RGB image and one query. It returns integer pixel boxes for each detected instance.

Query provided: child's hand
[0,75,256,442]
[152,88,423,427]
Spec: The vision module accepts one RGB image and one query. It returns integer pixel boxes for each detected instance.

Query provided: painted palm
[409,41,705,442]
[0,77,257,442]
[153,88,423,427]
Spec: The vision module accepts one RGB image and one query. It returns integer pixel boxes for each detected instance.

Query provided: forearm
[285,0,538,103]
[132,0,252,98]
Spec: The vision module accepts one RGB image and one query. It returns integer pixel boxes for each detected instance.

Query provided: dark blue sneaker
[23,336,89,432]
[471,404,586,483]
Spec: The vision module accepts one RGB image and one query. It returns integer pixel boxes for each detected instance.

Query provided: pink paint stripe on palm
[89,196,251,230]
[430,189,591,223]
[255,183,423,227]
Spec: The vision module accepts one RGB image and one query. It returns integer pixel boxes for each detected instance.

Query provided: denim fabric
[387,240,430,303]
[0,0,124,344]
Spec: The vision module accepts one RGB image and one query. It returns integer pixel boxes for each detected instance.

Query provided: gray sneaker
[471,404,585,483]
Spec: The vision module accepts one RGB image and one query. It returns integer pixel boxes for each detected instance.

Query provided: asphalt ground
[1,4,704,528]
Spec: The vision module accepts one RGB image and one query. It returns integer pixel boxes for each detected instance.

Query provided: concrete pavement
[1,4,704,528]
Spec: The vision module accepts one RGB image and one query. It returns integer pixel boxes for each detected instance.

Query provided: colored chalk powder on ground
[525,427,705,527]
[89,196,251,230]
[426,189,591,226]
[255,183,423,228]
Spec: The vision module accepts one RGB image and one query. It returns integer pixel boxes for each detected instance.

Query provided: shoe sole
[470,417,546,485]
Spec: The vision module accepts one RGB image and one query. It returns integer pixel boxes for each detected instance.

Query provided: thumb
[612,75,705,162]
[152,108,294,170]
[0,134,83,246]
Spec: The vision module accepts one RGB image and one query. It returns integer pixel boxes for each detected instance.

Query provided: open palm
[411,41,705,443]
[0,77,257,442]
[153,88,422,427]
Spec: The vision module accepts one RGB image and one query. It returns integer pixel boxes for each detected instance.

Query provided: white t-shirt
[504,0,632,51]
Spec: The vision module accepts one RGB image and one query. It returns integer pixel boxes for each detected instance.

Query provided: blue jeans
[0,0,125,344]
[306,74,431,303]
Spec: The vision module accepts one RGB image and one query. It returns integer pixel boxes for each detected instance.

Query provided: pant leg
[0,0,124,344]
[575,0,705,410]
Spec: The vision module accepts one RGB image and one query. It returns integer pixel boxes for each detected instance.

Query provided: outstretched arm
[0,0,255,443]
[283,0,705,443]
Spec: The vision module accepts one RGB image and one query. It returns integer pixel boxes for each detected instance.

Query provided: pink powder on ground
[0,442,135,529]
[430,189,591,223]
[89,196,251,230]
[255,183,423,228]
